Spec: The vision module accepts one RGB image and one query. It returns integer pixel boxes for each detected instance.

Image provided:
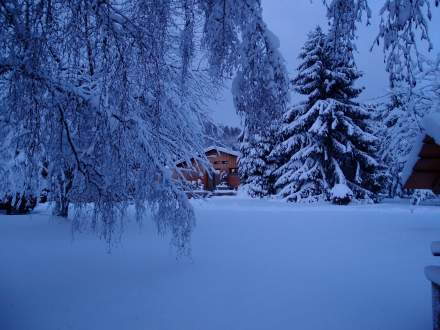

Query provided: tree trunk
[54,168,73,218]
[54,198,69,217]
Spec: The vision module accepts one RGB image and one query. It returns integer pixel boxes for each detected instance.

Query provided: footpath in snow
[1,197,440,330]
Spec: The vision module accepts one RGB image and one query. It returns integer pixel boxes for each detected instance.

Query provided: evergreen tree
[272,27,329,202]
[233,13,289,197]
[239,127,273,197]
[274,23,384,203]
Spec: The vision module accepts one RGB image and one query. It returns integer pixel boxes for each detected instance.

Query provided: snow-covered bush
[411,189,438,205]
[0,192,37,215]
[330,184,354,205]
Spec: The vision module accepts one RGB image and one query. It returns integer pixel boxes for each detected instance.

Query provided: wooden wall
[405,136,440,193]
[206,150,240,189]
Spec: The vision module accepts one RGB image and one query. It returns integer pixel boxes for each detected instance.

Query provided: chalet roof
[175,146,239,166]
[423,111,440,145]
[204,146,240,157]
[403,111,440,192]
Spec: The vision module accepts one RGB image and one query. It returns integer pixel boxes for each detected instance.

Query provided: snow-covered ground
[1,197,440,330]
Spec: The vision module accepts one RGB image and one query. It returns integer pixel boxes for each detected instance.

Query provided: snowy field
[1,197,440,330]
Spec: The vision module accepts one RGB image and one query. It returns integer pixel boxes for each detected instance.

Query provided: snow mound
[330,184,353,205]
[331,184,353,198]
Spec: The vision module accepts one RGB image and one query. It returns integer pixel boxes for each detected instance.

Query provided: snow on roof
[204,146,240,157]
[175,146,239,166]
[401,134,425,185]
[423,111,440,145]
[402,111,440,185]
[425,265,440,285]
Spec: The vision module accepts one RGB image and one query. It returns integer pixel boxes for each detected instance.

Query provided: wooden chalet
[403,113,440,193]
[175,146,240,191]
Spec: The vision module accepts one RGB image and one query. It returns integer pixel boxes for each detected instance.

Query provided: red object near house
[175,146,240,191]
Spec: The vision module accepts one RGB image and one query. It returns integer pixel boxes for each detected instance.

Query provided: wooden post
[433,282,440,330]
[426,266,440,330]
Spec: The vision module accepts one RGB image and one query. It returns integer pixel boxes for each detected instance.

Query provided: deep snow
[1,197,440,330]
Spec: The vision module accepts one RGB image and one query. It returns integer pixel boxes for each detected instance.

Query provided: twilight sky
[208,0,440,127]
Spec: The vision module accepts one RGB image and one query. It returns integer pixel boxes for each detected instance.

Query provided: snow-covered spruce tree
[272,27,331,202]
[274,20,383,202]
[239,124,279,197]
[326,0,384,201]
[233,11,289,197]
